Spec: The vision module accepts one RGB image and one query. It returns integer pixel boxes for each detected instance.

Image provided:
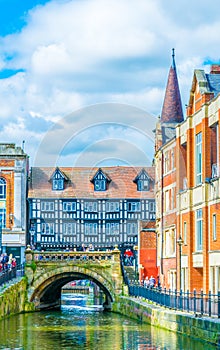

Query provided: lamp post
[177,235,183,291]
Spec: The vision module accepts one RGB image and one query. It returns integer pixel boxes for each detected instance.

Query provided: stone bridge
[25,247,124,310]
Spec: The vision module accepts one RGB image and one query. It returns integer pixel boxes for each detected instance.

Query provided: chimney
[210,65,220,74]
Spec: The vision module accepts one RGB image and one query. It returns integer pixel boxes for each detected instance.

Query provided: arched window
[0,178,6,227]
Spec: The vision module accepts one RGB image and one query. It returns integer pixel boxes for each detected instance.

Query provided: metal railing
[0,265,25,287]
[128,283,220,318]
[120,258,220,318]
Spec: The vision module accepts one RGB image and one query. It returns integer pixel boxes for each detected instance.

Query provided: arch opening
[31,272,114,311]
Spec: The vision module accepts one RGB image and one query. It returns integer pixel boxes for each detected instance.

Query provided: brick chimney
[210,65,220,74]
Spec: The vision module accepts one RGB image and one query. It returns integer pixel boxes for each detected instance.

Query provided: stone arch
[29,265,115,310]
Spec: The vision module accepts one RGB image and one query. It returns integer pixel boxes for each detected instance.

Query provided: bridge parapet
[25,247,120,264]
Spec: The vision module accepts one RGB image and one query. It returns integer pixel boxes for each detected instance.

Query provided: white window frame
[213,213,217,241]
[41,201,54,211]
[106,222,119,235]
[196,132,202,185]
[85,223,98,235]
[128,202,141,212]
[63,222,76,235]
[63,202,76,212]
[106,201,119,212]
[84,202,98,212]
[196,209,203,251]
[42,222,54,235]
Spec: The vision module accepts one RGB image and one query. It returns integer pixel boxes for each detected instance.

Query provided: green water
[0,294,216,350]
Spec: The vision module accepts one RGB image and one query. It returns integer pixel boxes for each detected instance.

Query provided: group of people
[143,275,161,289]
[0,253,16,272]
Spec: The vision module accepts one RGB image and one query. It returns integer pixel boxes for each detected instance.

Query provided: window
[128,202,141,212]
[165,190,170,212]
[164,151,170,174]
[127,222,137,234]
[213,214,217,241]
[106,222,119,234]
[41,202,54,211]
[63,202,76,212]
[0,178,6,199]
[106,201,119,212]
[196,209,203,251]
[149,201,155,212]
[63,222,76,235]
[53,179,64,190]
[84,202,97,212]
[196,132,202,185]
[171,149,175,169]
[85,223,98,235]
[137,179,149,191]
[94,179,106,191]
[183,221,187,245]
[42,222,54,234]
[0,178,6,228]
[164,228,176,257]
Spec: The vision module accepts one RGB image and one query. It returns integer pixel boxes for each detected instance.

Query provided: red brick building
[155,51,220,293]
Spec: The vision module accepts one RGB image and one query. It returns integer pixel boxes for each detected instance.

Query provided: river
[0,292,216,350]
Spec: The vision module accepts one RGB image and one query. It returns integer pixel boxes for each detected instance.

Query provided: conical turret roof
[161,49,184,123]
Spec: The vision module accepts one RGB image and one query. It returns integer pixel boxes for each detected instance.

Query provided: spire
[160,49,184,124]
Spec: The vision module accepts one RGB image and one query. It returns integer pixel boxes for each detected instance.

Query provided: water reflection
[0,293,216,350]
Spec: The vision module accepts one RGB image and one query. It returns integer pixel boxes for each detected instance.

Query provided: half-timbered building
[28,166,155,251]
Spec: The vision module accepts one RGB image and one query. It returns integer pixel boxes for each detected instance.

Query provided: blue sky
[0,0,220,167]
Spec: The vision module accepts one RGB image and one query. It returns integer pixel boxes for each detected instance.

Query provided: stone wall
[0,279,35,320]
[112,296,220,346]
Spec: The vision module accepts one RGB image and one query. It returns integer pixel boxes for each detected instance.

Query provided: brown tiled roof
[161,54,184,124]
[28,166,155,199]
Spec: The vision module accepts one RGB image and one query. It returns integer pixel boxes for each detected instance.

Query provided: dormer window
[50,167,68,191]
[133,169,152,192]
[91,168,111,192]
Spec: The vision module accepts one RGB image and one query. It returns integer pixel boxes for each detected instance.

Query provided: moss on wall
[112,296,220,346]
[0,278,35,320]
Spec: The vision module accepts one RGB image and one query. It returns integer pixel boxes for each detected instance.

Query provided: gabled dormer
[50,167,69,191]
[133,169,152,191]
[91,168,111,191]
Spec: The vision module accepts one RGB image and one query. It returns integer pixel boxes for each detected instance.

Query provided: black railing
[128,283,220,318]
[0,265,25,288]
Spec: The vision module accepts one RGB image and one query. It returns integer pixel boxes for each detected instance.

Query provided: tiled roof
[206,74,220,97]
[29,166,155,199]
[161,54,184,124]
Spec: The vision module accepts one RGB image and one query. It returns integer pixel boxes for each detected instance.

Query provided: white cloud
[0,0,220,165]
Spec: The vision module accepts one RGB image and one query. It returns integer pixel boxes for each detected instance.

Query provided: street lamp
[177,235,184,291]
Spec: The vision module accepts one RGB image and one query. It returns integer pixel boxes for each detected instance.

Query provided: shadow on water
[0,291,218,350]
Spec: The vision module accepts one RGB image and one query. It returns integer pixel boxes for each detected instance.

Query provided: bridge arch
[30,266,114,310]
[25,249,124,310]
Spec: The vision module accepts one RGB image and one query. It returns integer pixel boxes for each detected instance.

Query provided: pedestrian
[144,276,150,288]
[149,275,156,288]
[2,253,9,270]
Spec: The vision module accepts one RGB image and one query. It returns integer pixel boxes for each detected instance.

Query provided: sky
[0,0,220,168]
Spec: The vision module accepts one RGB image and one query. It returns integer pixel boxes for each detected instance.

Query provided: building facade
[177,64,220,293]
[28,166,155,251]
[0,143,28,264]
[155,52,220,293]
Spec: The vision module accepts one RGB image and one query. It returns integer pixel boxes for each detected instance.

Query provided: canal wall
[0,278,34,320]
[112,296,220,346]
